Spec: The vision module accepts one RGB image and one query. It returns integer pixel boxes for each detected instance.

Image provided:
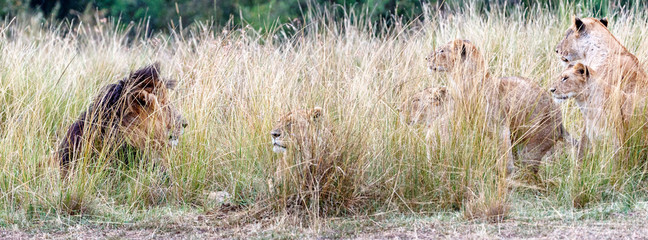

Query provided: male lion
[549,63,647,159]
[555,17,648,94]
[58,63,188,179]
[428,39,572,173]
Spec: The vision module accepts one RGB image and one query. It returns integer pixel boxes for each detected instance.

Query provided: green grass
[1,1,648,236]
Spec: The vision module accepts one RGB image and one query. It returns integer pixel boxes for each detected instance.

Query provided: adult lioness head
[399,86,450,125]
[549,63,592,103]
[555,17,609,64]
[426,39,486,73]
[270,107,325,153]
[58,63,188,178]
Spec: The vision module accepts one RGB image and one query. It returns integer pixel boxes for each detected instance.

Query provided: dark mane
[58,62,175,179]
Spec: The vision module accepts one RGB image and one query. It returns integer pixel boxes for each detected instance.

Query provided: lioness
[58,63,188,179]
[555,17,648,94]
[549,63,647,158]
[428,39,571,173]
[269,107,340,206]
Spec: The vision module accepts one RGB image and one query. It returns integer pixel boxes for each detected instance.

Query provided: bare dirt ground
[2,207,647,239]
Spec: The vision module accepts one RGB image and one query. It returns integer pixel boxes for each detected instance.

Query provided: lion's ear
[574,17,585,32]
[573,63,589,78]
[452,39,468,60]
[438,87,447,96]
[599,18,608,27]
[437,87,448,100]
[131,89,158,108]
[310,107,323,122]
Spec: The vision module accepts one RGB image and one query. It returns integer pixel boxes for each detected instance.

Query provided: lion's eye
[561,77,567,82]
[439,50,444,53]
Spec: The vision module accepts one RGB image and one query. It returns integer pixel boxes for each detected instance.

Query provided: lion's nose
[549,88,556,93]
[271,131,281,138]
[180,118,188,128]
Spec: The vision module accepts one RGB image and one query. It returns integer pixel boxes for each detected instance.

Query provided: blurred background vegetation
[0,0,643,33]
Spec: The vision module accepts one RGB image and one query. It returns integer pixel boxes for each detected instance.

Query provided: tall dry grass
[1,2,648,226]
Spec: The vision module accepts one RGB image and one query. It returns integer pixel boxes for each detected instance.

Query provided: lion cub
[549,63,646,158]
[399,86,452,127]
[428,39,571,173]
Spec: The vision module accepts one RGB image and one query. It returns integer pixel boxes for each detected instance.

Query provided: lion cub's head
[399,87,450,125]
[426,39,485,73]
[555,17,609,65]
[549,63,592,103]
[270,107,326,153]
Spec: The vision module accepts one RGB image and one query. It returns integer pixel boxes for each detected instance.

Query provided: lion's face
[426,39,477,72]
[270,107,323,153]
[549,63,590,103]
[399,87,449,125]
[121,64,188,150]
[555,17,608,65]
[426,41,457,72]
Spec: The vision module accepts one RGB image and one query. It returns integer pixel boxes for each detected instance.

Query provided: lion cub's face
[399,87,449,125]
[270,107,323,153]
[555,17,608,65]
[549,63,591,103]
[426,39,474,72]
[122,65,188,150]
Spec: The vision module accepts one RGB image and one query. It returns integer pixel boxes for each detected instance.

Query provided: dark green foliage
[15,1,643,32]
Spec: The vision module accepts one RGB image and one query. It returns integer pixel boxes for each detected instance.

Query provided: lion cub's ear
[435,87,448,101]
[599,18,608,28]
[438,87,447,96]
[573,63,590,78]
[452,39,468,60]
[310,107,324,122]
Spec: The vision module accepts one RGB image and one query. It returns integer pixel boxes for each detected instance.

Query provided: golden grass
[1,2,648,227]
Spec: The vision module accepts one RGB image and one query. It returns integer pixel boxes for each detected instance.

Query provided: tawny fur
[555,17,648,94]
[57,63,188,179]
[550,63,648,159]
[269,107,337,187]
[428,39,571,173]
[398,86,452,127]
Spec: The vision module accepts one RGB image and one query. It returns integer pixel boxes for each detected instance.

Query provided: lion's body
[550,63,647,158]
[269,107,341,206]
[429,39,569,172]
[556,17,648,94]
[399,86,452,127]
[58,64,187,179]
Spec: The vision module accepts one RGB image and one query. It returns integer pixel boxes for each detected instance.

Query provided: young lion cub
[428,39,572,174]
[549,63,647,159]
[398,86,452,127]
